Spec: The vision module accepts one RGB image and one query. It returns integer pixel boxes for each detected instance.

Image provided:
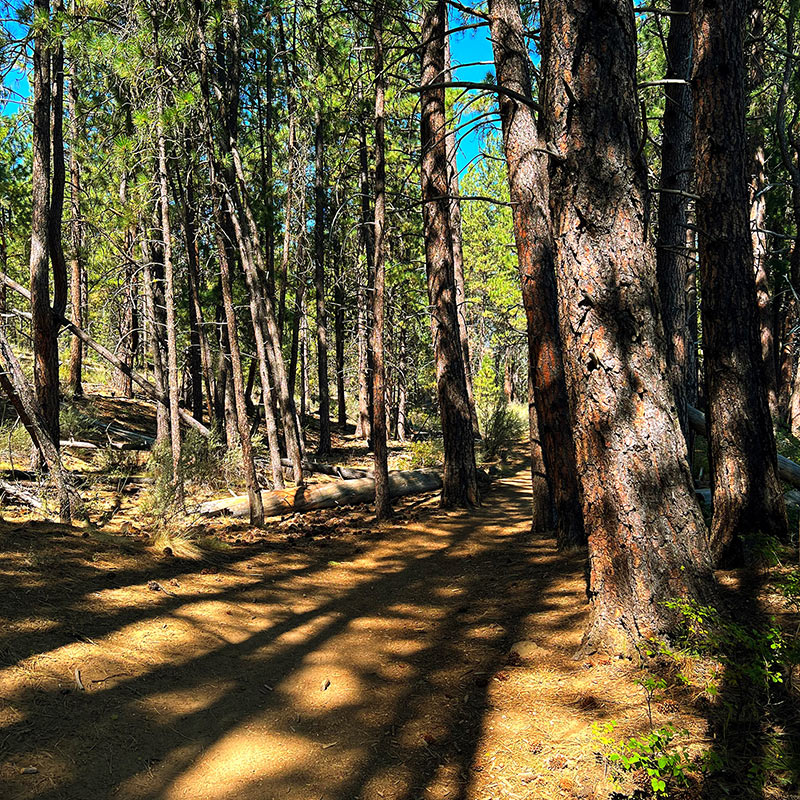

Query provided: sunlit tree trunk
[489,0,584,547]
[67,38,83,397]
[541,0,715,652]
[420,0,479,508]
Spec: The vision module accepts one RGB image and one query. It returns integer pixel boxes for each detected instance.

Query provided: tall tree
[443,34,479,437]
[420,0,479,508]
[153,8,183,506]
[541,0,714,651]
[691,0,787,560]
[489,0,584,548]
[372,8,390,519]
[30,0,60,449]
[314,0,331,455]
[655,0,694,452]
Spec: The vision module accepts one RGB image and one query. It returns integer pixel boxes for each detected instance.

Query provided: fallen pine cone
[546,754,567,770]
[656,699,679,714]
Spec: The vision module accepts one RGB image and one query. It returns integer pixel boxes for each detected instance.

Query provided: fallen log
[0,271,209,436]
[198,468,443,518]
[688,404,800,489]
[60,439,148,451]
[0,479,44,511]
[279,458,371,480]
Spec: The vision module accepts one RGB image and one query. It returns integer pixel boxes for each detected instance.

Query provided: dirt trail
[1,468,662,800]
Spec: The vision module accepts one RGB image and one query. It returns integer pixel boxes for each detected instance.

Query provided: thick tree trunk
[541,0,715,652]
[372,15,390,519]
[489,0,584,547]
[656,0,693,452]
[443,35,479,437]
[691,0,787,559]
[420,0,479,509]
[30,0,60,451]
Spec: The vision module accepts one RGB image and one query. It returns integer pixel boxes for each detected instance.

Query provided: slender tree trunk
[541,0,715,652]
[30,0,60,452]
[314,104,331,454]
[489,0,584,546]
[372,12,390,518]
[333,237,347,428]
[420,0,479,509]
[691,0,787,559]
[218,216,264,525]
[656,0,693,453]
[356,280,371,439]
[153,13,183,506]
[397,326,408,442]
[358,72,375,444]
[0,326,75,521]
[141,225,170,443]
[444,34,479,436]
[182,173,216,423]
[67,42,83,397]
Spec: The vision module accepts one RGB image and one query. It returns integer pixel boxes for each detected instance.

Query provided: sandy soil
[0,459,783,800]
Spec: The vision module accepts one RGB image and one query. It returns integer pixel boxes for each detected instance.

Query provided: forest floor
[1,398,799,800]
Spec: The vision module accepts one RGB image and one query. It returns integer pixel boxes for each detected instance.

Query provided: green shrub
[479,401,526,462]
[404,438,443,469]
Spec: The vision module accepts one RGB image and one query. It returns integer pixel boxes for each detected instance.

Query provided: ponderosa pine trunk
[655,0,693,452]
[333,239,347,428]
[691,0,787,559]
[489,0,584,548]
[30,0,60,451]
[372,13,390,519]
[541,0,715,652]
[420,0,479,509]
[443,35,479,437]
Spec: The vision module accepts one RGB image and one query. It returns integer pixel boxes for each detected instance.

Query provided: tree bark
[67,35,83,397]
[30,0,60,450]
[691,0,787,559]
[153,12,183,506]
[199,469,443,518]
[656,0,693,453]
[489,0,584,547]
[443,34,479,436]
[372,12,390,518]
[420,0,479,508]
[541,0,715,652]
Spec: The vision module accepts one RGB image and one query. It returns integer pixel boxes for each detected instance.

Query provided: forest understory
[0,392,798,800]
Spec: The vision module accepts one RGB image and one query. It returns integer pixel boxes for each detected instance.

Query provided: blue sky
[1,6,495,165]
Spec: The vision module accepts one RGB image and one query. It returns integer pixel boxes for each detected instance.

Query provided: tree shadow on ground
[0,472,591,800]
[701,568,800,800]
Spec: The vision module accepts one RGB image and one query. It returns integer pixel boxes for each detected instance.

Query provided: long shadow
[701,568,800,799]
[0,473,589,800]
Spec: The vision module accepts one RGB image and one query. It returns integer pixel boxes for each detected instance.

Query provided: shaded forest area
[2,0,800,798]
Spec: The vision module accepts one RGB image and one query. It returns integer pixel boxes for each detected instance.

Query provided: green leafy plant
[593,721,694,796]
[664,598,800,695]
[404,439,443,469]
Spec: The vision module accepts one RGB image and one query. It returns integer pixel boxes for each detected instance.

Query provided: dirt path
[1,468,670,800]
